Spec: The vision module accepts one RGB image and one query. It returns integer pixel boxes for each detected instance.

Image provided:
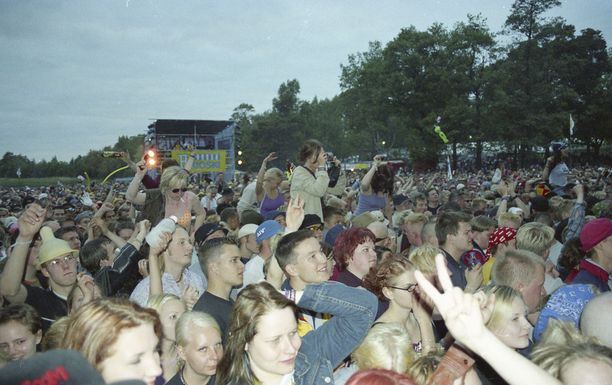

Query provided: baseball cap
[579,218,612,252]
[194,223,227,244]
[238,223,258,239]
[256,220,283,243]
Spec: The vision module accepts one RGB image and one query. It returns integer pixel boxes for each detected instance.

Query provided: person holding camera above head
[290,139,330,222]
[353,155,394,218]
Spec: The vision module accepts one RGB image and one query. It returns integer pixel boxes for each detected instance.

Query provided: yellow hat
[36,226,79,269]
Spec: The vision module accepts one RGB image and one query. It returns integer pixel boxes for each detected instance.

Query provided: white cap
[238,224,258,239]
[456,183,466,191]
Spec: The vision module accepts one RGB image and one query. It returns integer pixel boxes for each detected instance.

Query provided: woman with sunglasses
[127,164,205,236]
[363,255,436,355]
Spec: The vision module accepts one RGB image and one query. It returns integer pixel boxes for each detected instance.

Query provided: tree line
[235,0,610,171]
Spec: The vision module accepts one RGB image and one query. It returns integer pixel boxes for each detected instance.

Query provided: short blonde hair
[160,166,189,196]
[352,323,415,373]
[403,213,428,226]
[408,245,440,276]
[531,319,612,381]
[175,311,221,369]
[498,212,522,229]
[516,222,555,257]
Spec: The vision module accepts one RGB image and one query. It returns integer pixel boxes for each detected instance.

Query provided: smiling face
[99,324,162,385]
[178,324,223,377]
[448,222,473,254]
[286,237,331,289]
[490,297,531,350]
[0,320,41,361]
[348,239,377,279]
[246,307,301,382]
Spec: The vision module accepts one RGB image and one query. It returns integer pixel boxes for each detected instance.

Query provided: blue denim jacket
[292,281,377,385]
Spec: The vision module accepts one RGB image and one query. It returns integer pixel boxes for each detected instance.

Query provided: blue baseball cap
[256,220,283,243]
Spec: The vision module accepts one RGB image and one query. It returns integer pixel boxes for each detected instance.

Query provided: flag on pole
[569,114,575,137]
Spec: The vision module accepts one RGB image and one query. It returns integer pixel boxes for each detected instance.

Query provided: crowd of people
[0,138,611,385]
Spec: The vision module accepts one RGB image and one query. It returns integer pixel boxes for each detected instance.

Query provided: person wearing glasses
[363,255,436,354]
[0,205,79,332]
[298,214,324,241]
[127,164,206,237]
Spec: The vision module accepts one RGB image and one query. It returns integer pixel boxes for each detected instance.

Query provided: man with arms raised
[0,204,78,331]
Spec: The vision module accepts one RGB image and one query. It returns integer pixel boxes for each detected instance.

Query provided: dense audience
[0,139,611,385]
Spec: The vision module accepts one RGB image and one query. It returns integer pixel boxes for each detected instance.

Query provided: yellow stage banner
[172,150,226,172]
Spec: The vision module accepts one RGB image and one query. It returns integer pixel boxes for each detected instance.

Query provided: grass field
[0,177,83,187]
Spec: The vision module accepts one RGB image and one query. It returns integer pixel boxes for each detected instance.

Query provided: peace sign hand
[414,254,495,350]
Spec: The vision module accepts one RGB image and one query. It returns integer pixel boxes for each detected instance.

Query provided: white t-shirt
[237,181,259,214]
[549,162,569,187]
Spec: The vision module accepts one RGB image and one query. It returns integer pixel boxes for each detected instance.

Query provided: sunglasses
[172,187,189,193]
[388,283,418,292]
[307,224,324,232]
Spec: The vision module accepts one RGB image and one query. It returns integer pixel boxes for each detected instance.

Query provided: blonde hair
[62,298,162,373]
[516,222,555,257]
[146,294,183,313]
[205,214,221,224]
[531,319,612,381]
[407,351,444,385]
[481,285,522,332]
[408,245,440,276]
[403,213,428,226]
[41,316,70,351]
[175,311,221,369]
[160,166,189,196]
[263,168,283,183]
[352,323,416,373]
[498,212,522,229]
[491,249,545,287]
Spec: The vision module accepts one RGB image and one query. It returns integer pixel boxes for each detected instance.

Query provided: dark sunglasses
[172,188,189,193]
[388,283,418,292]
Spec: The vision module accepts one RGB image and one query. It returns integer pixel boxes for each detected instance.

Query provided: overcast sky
[1,0,610,161]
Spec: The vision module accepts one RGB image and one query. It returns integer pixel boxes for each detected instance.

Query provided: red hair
[333,227,375,270]
[346,369,417,385]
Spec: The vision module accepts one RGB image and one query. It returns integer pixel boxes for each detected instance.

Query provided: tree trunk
[475,141,483,169]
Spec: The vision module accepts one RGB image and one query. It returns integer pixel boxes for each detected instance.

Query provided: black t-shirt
[24,285,68,332]
[165,372,215,385]
[193,291,234,341]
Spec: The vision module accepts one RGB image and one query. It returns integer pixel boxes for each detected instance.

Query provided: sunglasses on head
[172,187,189,193]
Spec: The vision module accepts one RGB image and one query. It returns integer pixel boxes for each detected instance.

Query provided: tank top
[353,193,386,216]
[259,189,284,216]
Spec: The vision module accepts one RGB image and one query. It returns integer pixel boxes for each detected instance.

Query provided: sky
[1,0,610,161]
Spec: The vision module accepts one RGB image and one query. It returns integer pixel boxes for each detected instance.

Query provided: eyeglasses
[307,224,323,232]
[374,236,389,243]
[46,255,77,268]
[171,187,189,193]
[388,283,418,292]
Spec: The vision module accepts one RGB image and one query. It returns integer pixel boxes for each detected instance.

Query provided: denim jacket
[293,281,377,385]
